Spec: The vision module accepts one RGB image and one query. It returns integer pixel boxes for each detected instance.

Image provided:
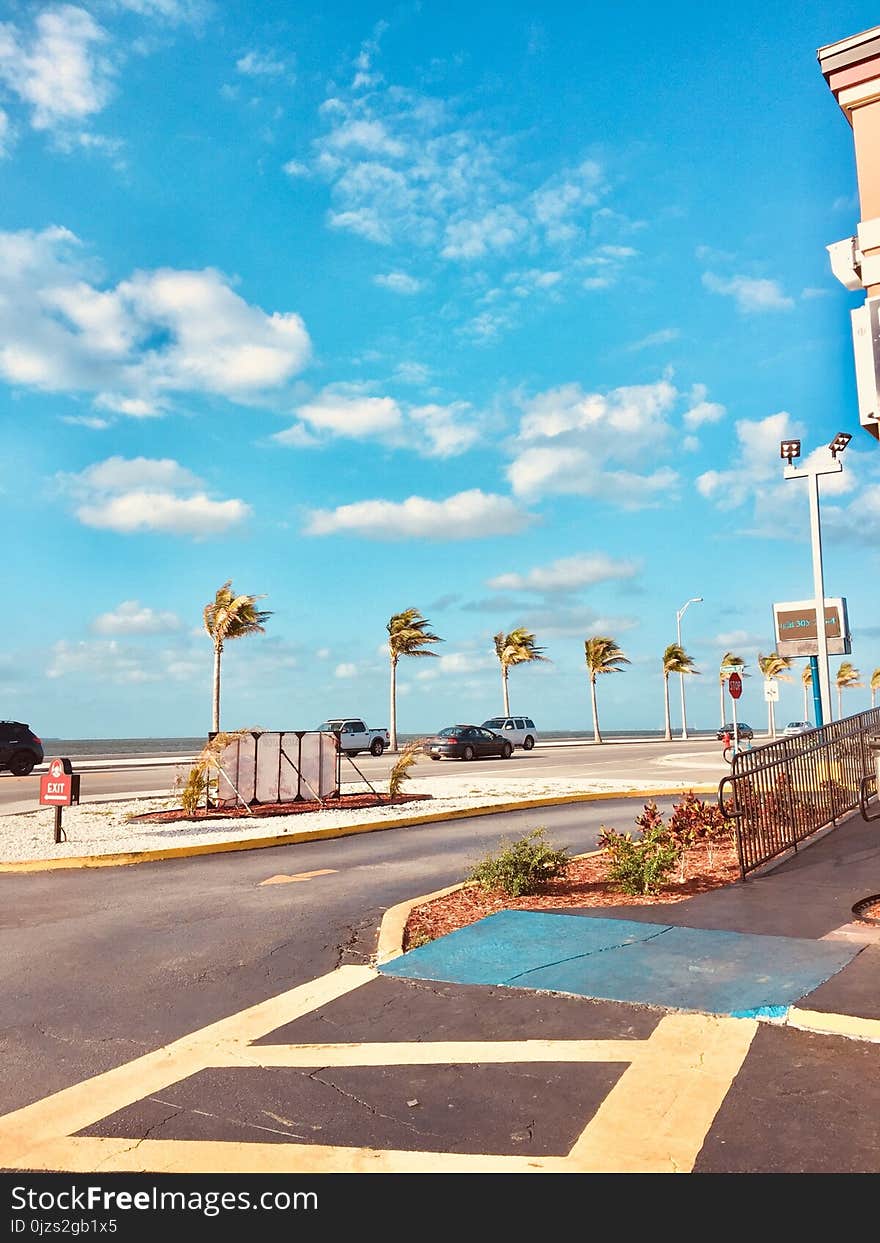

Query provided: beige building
[819,25,880,438]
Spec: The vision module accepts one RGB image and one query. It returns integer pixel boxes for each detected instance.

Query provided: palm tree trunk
[803,680,809,719]
[389,657,398,752]
[590,675,601,743]
[873,687,876,709]
[663,675,671,741]
[502,665,510,715]
[719,678,725,729]
[211,643,222,734]
[837,686,842,719]
[767,697,773,739]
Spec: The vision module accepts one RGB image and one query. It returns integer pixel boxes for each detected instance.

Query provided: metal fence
[718,707,880,879]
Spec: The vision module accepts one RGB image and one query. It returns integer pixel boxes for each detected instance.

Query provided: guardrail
[718,707,880,879]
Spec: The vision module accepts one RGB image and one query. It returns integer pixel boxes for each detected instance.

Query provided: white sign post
[764,680,779,702]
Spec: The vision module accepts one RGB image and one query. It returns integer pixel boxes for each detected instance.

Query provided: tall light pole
[780,434,851,727]
[675,596,702,740]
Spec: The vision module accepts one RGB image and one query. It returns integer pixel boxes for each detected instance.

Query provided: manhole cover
[851,895,880,925]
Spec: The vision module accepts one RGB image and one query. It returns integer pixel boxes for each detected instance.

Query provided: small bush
[469,828,570,898]
[600,824,681,896]
[388,738,425,798]
[176,730,247,816]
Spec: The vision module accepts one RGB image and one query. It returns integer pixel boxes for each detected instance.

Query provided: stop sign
[728,672,743,699]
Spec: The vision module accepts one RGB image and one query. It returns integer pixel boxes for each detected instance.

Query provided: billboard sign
[772,598,851,657]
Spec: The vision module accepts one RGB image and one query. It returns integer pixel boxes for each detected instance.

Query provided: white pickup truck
[316,718,390,757]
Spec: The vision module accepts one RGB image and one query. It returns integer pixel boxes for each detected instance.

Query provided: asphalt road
[0,798,675,1116]
[0,737,731,813]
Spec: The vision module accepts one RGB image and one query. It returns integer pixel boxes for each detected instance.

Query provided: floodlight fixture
[829,431,852,458]
[780,439,801,464]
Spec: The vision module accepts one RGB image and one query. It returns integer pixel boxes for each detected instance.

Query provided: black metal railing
[718,708,880,878]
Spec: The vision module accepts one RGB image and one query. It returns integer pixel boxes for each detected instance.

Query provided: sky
[2,0,880,740]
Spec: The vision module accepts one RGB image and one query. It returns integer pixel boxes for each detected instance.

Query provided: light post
[780,433,851,727]
[675,596,702,740]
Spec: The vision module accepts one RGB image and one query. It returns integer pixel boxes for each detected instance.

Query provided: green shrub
[468,828,570,898]
[600,824,681,896]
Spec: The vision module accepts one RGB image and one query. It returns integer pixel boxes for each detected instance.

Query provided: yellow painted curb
[375,848,605,966]
[0,785,715,874]
[787,1007,880,1044]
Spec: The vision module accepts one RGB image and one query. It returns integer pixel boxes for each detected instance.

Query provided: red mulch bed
[403,838,741,950]
[130,791,432,824]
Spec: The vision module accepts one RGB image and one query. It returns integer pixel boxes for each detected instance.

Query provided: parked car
[481,716,538,750]
[716,722,754,741]
[783,721,814,737]
[315,718,389,756]
[0,721,44,776]
[424,725,514,761]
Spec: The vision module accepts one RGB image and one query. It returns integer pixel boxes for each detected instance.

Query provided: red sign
[39,757,76,806]
[728,672,743,700]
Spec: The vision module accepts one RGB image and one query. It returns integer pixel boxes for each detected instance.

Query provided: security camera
[827,236,863,291]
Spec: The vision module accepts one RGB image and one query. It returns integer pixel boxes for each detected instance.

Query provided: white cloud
[415,651,494,681]
[60,455,251,538]
[373,271,423,294]
[92,600,182,635]
[0,107,11,156]
[236,50,288,78]
[47,638,156,684]
[441,206,529,260]
[0,6,113,135]
[626,328,680,352]
[506,379,681,507]
[683,400,726,428]
[282,159,310,178]
[305,489,534,540]
[334,662,358,678]
[488,553,639,594]
[408,403,479,457]
[273,392,479,458]
[702,272,794,313]
[78,491,250,536]
[0,226,311,412]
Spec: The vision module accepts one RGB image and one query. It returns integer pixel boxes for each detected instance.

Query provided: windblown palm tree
[203,581,272,733]
[663,644,698,741]
[494,628,548,716]
[387,609,443,751]
[871,667,880,710]
[835,661,863,719]
[584,636,630,743]
[757,651,793,738]
[802,664,814,720]
[718,652,746,728]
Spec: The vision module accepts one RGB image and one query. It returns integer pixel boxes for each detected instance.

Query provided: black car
[0,721,44,775]
[424,725,513,761]
[716,722,754,740]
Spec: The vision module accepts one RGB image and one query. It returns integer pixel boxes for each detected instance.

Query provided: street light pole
[675,596,702,741]
[781,433,850,728]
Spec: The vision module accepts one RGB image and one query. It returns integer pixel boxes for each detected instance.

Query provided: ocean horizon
[37,729,722,760]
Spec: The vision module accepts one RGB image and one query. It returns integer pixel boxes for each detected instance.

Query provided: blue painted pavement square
[381,910,860,1016]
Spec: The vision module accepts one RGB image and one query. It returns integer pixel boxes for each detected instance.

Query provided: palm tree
[835,661,863,719]
[802,665,814,720]
[871,667,880,709]
[387,609,443,751]
[494,628,548,716]
[203,581,272,733]
[718,652,745,728]
[584,637,630,743]
[663,644,698,741]
[757,651,793,738]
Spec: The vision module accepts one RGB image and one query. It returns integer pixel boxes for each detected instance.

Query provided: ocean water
[39,729,718,761]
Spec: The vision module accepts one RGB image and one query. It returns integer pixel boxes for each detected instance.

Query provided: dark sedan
[716,722,754,740]
[424,725,514,761]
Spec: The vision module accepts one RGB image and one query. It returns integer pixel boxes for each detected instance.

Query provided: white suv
[481,716,538,750]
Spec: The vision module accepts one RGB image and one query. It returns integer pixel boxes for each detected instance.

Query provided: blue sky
[2,0,880,739]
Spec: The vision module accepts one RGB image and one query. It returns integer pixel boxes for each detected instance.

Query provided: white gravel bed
[0,774,704,863]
